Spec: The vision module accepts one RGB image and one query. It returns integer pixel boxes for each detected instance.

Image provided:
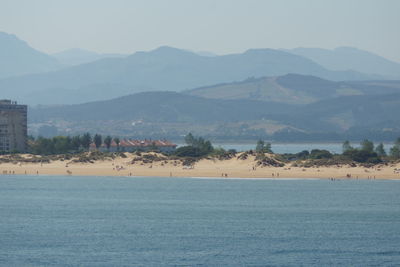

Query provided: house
[90,139,177,153]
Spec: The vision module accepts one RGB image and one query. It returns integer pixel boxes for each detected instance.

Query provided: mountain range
[2,31,400,141]
[186,73,400,104]
[0,45,385,105]
[29,74,400,141]
[52,48,126,66]
[0,32,62,79]
[285,47,400,79]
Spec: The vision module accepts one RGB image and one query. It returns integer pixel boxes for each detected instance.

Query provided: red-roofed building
[90,139,177,153]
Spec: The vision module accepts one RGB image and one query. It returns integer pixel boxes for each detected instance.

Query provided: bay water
[1,176,399,266]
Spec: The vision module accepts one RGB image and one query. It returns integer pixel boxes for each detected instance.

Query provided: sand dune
[0,152,399,180]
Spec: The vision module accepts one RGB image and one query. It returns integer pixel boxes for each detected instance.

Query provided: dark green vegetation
[7,133,400,169]
[174,133,215,158]
[279,139,400,167]
[29,133,121,155]
[173,136,400,167]
[255,140,272,153]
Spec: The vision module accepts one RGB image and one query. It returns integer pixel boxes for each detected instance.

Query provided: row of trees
[270,138,400,163]
[29,134,121,155]
[175,135,274,158]
[342,138,400,163]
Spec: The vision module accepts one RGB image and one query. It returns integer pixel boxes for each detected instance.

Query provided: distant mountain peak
[0,31,31,49]
[0,31,61,78]
[0,31,19,41]
[150,46,198,56]
[54,48,99,56]
[287,47,400,78]
[53,48,126,66]
[244,48,279,54]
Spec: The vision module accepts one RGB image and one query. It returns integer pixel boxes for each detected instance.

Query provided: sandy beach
[0,152,399,180]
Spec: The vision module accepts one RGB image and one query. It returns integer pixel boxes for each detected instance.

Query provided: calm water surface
[1,176,400,266]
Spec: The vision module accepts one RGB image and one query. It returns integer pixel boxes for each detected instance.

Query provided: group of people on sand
[1,170,40,175]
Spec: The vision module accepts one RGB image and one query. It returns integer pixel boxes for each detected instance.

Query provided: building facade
[0,100,27,152]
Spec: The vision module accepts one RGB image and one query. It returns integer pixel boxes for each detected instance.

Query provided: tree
[375,143,386,157]
[175,146,203,157]
[310,149,333,159]
[80,133,92,150]
[71,135,81,151]
[94,134,102,149]
[114,137,120,151]
[178,133,214,157]
[343,149,379,163]
[104,136,112,150]
[342,140,352,153]
[256,140,272,153]
[360,139,374,153]
[184,133,196,146]
[390,137,400,158]
[53,136,71,154]
[31,136,54,155]
[149,141,158,151]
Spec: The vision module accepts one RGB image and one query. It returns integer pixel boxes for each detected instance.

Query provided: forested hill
[29,91,295,123]
[29,91,400,140]
[186,73,400,104]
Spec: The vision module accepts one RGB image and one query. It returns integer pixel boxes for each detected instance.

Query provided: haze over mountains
[52,48,126,66]
[2,31,400,141]
[1,32,400,105]
[286,47,400,79]
[1,45,382,105]
[29,87,400,141]
[186,74,400,105]
[0,32,62,79]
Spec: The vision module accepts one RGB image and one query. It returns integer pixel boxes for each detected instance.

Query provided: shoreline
[0,152,399,180]
[1,174,398,181]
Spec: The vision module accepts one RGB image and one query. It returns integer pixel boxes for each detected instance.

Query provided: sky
[1,0,399,62]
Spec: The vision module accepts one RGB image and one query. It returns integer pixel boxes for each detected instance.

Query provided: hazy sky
[1,0,399,61]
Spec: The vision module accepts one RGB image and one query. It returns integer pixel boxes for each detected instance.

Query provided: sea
[1,176,400,266]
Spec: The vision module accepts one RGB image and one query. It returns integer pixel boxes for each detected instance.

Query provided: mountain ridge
[186,73,400,104]
[285,47,400,78]
[28,90,400,140]
[0,46,382,105]
[0,31,62,78]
